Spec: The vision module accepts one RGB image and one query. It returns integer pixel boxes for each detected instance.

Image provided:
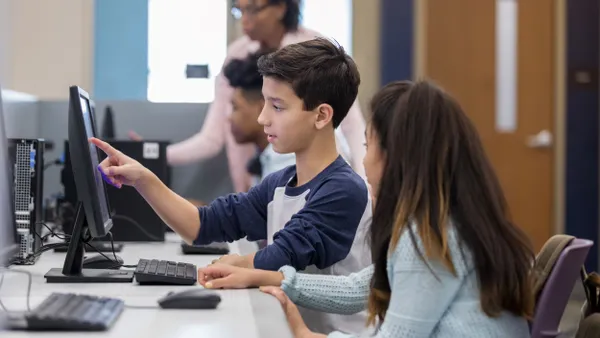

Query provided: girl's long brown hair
[366,80,535,327]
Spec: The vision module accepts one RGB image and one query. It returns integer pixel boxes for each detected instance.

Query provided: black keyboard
[7,293,124,331]
[134,259,197,285]
[181,242,230,255]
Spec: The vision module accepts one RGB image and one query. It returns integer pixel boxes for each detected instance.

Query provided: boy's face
[229,89,265,145]
[258,77,323,154]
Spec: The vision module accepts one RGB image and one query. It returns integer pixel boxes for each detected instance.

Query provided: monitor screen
[79,96,111,227]
[0,88,17,266]
[68,86,113,238]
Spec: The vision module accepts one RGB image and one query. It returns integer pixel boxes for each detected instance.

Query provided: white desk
[0,234,293,338]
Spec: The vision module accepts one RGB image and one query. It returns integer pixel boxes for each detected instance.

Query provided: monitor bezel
[68,86,113,238]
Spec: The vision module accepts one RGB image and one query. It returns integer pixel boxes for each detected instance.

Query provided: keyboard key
[176,264,185,278]
[186,264,196,279]
[157,261,167,275]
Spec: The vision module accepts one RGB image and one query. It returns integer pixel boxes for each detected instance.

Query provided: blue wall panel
[94,0,148,100]
[380,0,413,86]
[565,0,599,270]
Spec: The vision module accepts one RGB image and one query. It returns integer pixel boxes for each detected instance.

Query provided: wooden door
[424,0,555,251]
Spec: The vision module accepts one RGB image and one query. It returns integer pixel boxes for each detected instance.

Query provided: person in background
[196,80,535,338]
[129,0,367,193]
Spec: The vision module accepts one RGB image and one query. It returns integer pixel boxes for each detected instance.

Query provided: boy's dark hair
[257,37,360,128]
[223,51,272,101]
[270,0,301,32]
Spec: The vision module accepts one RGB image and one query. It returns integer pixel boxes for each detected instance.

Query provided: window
[147,0,352,103]
[147,0,227,103]
[301,0,353,55]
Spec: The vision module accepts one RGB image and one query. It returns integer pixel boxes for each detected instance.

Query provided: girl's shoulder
[389,222,473,276]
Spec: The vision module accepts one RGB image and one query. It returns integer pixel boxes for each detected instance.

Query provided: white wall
[0,0,12,86]
[353,0,380,115]
[2,0,380,104]
[4,0,93,99]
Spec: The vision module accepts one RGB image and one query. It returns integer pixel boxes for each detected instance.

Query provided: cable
[111,214,164,242]
[40,221,136,270]
[81,233,137,269]
[105,232,137,268]
[108,232,119,262]
[0,268,32,312]
[10,242,69,266]
[37,222,71,242]
[43,158,63,170]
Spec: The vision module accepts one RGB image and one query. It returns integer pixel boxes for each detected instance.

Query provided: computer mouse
[157,288,222,310]
[82,254,123,270]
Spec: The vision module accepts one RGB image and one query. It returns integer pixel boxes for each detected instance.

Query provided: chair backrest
[531,238,593,338]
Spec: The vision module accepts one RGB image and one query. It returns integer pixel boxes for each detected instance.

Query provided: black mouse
[157,289,221,309]
[82,254,123,270]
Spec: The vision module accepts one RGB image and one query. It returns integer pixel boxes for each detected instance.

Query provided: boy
[91,38,371,335]
[224,51,354,186]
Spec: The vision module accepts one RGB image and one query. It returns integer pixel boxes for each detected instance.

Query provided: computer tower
[8,139,44,264]
[62,140,170,242]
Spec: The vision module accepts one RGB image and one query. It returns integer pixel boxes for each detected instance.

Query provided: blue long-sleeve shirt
[194,156,371,272]
[279,223,531,338]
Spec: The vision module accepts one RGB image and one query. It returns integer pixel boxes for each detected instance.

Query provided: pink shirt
[166,27,367,192]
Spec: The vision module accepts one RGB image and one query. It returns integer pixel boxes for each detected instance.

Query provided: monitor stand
[44,202,134,283]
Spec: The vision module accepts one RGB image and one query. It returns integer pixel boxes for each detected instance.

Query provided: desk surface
[0,234,293,338]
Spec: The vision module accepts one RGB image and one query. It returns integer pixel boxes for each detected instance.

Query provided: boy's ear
[314,104,334,130]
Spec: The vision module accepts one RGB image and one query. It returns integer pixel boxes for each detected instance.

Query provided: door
[424,0,555,251]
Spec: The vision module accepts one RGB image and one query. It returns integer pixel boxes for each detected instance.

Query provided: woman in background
[132,0,366,193]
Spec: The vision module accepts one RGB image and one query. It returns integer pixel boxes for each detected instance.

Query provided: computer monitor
[44,86,133,283]
[0,87,18,268]
[101,105,116,139]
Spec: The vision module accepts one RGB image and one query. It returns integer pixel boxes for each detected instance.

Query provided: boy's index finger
[89,137,119,157]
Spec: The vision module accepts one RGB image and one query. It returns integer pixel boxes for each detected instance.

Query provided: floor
[558,281,587,338]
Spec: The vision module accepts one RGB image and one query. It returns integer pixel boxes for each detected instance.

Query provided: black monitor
[0,87,18,268]
[44,86,133,283]
[101,105,116,139]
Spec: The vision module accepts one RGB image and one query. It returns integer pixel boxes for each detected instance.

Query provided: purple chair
[531,238,594,338]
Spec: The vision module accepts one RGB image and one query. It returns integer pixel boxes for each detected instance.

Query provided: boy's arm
[193,186,270,245]
[135,171,201,243]
[137,170,272,245]
[92,137,272,245]
[252,181,370,271]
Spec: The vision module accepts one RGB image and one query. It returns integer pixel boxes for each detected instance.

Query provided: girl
[197,80,535,337]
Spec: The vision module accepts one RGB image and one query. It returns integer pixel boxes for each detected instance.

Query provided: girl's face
[363,125,385,198]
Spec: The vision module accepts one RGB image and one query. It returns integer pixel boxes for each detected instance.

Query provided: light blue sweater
[279,225,531,338]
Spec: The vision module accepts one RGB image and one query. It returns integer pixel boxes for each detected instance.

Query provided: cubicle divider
[2,91,233,204]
